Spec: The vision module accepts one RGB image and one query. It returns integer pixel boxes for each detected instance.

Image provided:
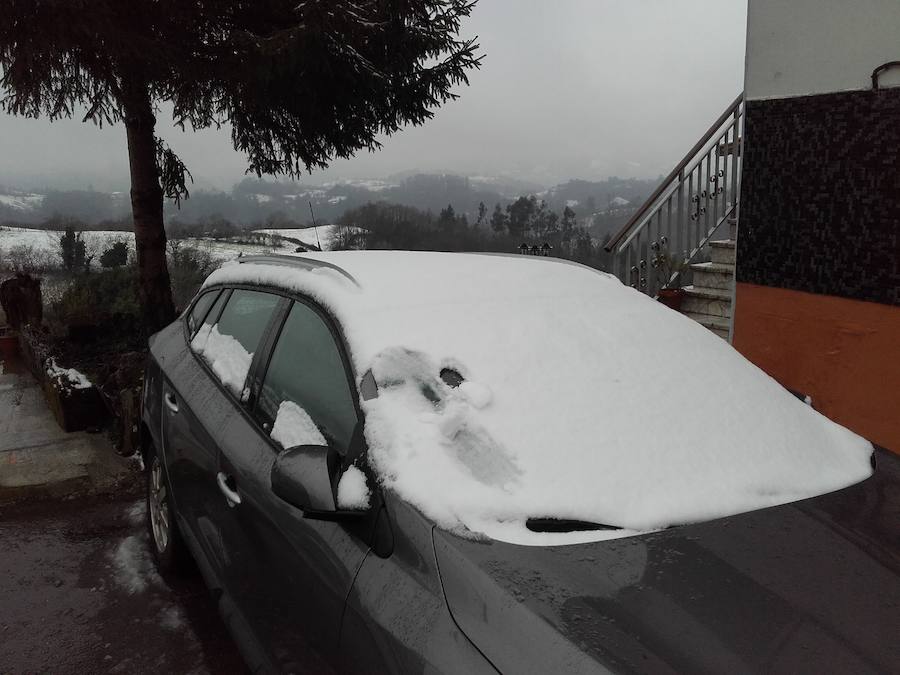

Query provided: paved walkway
[0,494,246,673]
[0,354,135,502]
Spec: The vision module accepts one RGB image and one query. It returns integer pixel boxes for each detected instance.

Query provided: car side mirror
[270,445,368,522]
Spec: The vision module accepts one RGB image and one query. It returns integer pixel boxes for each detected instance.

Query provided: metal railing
[605,93,744,296]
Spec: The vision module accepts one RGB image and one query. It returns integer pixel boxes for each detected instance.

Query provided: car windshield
[205,252,873,546]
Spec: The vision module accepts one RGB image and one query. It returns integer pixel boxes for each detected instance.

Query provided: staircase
[604,94,744,340]
[681,219,737,339]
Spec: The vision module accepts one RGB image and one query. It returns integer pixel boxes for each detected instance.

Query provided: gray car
[141,252,900,674]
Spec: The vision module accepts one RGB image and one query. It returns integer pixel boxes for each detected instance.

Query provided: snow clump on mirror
[337,465,371,510]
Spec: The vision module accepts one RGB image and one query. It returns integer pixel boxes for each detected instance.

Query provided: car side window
[191,289,280,398]
[187,289,221,338]
[257,301,358,454]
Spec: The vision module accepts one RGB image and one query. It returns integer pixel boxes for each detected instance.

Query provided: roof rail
[236,254,361,288]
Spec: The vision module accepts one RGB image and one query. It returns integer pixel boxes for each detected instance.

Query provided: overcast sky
[0,0,747,192]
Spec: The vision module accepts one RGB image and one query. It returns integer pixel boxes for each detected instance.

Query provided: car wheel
[146,445,189,575]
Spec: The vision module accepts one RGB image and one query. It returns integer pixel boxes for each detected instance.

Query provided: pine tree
[561,205,577,253]
[490,203,508,235]
[476,201,487,228]
[506,196,537,239]
[1,1,481,330]
[438,204,457,233]
[59,227,87,273]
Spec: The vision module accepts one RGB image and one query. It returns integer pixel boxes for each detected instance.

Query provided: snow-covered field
[0,193,45,211]
[0,226,308,267]
[252,225,343,249]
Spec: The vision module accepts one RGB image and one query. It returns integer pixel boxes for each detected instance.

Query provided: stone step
[709,239,736,265]
[728,216,738,240]
[682,285,732,318]
[690,261,734,291]
[683,311,731,339]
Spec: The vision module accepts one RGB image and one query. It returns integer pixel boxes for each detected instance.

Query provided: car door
[160,288,231,582]
[215,296,373,672]
[163,287,281,588]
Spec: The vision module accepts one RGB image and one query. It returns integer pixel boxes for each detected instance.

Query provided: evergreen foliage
[100,241,129,268]
[59,227,88,272]
[336,201,612,270]
[1,1,481,330]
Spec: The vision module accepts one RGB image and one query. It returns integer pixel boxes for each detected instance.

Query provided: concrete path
[0,494,246,673]
[0,355,136,503]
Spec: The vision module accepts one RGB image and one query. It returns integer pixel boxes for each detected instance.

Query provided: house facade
[733,0,900,453]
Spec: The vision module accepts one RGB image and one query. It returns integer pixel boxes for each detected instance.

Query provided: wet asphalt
[0,493,247,674]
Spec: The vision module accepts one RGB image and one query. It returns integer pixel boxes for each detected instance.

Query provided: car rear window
[191,289,280,397]
[187,290,221,337]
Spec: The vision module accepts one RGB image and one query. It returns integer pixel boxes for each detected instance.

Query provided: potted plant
[652,238,686,310]
[43,358,107,432]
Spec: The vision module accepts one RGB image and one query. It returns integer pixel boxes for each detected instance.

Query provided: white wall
[746,0,900,100]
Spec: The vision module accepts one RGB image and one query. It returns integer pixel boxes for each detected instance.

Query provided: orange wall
[733,283,900,454]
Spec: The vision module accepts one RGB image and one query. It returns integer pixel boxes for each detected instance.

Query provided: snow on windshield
[204,252,873,545]
[191,324,253,397]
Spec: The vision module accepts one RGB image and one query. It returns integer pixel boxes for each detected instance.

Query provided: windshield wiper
[525,518,621,533]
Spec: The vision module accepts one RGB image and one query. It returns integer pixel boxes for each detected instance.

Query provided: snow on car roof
[203,251,873,546]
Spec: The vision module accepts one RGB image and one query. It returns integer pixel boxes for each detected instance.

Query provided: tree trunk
[122,80,176,334]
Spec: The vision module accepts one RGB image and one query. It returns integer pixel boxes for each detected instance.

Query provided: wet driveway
[0,494,246,674]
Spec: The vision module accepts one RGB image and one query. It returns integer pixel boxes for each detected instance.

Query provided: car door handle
[217,472,242,508]
[164,392,179,413]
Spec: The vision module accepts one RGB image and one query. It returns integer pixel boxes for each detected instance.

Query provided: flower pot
[657,288,685,311]
[0,332,18,362]
[43,376,107,433]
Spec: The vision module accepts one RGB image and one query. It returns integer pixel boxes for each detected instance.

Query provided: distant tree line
[1,173,655,242]
[332,200,612,271]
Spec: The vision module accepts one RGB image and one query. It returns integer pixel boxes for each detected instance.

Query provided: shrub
[59,227,90,272]
[168,245,220,311]
[47,266,141,339]
[2,244,58,274]
[100,241,129,268]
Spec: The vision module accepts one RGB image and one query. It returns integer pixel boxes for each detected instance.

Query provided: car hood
[433,452,900,674]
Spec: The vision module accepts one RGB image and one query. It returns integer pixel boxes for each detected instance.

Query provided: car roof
[230,250,607,300]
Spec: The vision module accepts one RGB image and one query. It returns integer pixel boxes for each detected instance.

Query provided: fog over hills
[0,1,746,194]
[0,172,658,240]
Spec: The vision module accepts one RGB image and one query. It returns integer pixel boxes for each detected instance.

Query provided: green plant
[48,266,141,332]
[168,246,221,312]
[2,0,481,332]
[651,238,686,289]
[100,241,129,268]
[59,227,89,272]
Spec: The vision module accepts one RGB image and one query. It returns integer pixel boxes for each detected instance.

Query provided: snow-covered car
[140,251,899,673]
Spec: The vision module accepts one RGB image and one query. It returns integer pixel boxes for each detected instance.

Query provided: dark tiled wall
[737,89,900,306]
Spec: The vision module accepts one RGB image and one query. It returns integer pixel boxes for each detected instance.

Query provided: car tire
[145,445,190,575]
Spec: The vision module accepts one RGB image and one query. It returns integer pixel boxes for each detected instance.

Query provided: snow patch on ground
[125,500,146,526]
[203,251,874,545]
[270,400,326,448]
[252,225,339,250]
[337,465,371,510]
[158,605,187,632]
[110,535,162,594]
[0,226,297,266]
[190,324,253,396]
[46,358,92,390]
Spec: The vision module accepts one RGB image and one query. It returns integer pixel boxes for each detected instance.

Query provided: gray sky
[0,0,747,192]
